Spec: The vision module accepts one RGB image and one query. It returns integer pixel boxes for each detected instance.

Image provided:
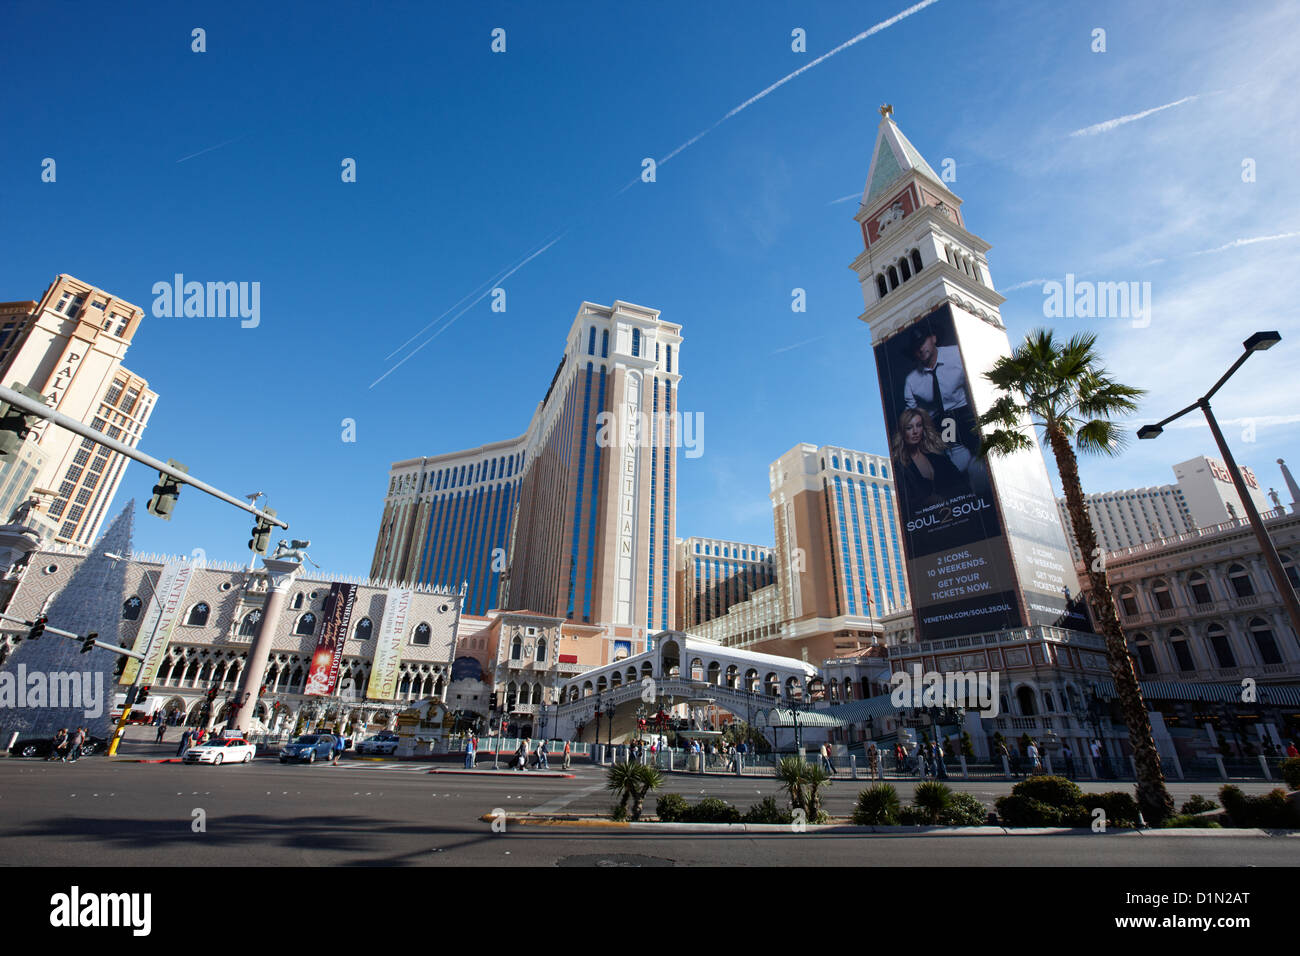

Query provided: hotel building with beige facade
[685,443,909,664]
[0,275,157,547]
[673,536,775,631]
[371,300,682,663]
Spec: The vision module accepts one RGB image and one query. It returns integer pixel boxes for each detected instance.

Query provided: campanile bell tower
[849,107,1090,642]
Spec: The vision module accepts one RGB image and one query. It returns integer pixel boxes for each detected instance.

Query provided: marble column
[228,558,303,732]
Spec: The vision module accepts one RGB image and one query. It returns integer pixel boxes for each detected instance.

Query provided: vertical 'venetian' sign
[304,582,358,696]
[366,587,412,700]
[120,556,200,686]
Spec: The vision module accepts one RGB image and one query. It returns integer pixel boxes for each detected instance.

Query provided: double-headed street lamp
[1138,330,1300,641]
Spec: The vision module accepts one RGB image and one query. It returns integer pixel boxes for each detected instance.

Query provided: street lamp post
[1138,330,1300,640]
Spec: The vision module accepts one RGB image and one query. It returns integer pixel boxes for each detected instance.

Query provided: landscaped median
[521,759,1300,833]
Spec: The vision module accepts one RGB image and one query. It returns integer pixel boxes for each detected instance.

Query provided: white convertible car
[183,737,257,765]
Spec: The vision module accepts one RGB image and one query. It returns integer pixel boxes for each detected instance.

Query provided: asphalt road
[1,755,1297,867]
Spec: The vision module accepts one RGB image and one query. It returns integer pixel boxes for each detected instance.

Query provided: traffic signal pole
[0,384,287,530]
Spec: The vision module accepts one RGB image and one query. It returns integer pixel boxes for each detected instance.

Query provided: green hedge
[1280,757,1300,792]
[1219,785,1299,828]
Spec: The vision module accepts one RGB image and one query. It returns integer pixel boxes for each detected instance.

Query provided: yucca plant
[913,780,953,825]
[776,756,810,812]
[605,761,663,821]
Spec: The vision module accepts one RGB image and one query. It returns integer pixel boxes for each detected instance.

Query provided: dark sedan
[8,735,109,759]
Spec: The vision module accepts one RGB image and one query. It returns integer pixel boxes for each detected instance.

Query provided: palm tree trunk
[1045,423,1175,822]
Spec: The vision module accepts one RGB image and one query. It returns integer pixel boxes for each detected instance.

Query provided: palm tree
[605,761,663,821]
[978,328,1175,823]
[776,756,809,813]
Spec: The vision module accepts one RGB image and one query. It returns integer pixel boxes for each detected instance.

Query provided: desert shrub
[898,805,931,825]
[1219,785,1297,828]
[913,781,953,824]
[655,793,689,822]
[1010,775,1084,808]
[680,797,741,823]
[1180,794,1219,815]
[994,795,1068,827]
[1160,814,1222,829]
[743,796,793,825]
[1081,791,1141,828]
[611,803,629,822]
[940,791,988,826]
[1281,757,1300,791]
[852,784,901,825]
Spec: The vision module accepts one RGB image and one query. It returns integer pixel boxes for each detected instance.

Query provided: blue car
[279,734,337,764]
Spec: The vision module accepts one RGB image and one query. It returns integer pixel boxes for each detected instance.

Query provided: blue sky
[2,0,1297,576]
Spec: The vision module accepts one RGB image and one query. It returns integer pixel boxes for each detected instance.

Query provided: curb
[480,816,1280,836]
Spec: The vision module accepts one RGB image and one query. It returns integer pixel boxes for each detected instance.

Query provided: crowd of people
[44,727,90,762]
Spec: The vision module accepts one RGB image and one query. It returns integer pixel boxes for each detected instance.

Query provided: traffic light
[146,459,188,520]
[137,685,150,704]
[0,383,50,461]
[26,615,47,641]
[80,631,98,654]
[489,692,499,711]
[249,507,277,554]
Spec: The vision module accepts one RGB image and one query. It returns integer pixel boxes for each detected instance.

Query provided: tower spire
[861,106,944,210]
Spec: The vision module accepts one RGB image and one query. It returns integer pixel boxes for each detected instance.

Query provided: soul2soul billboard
[875,303,1090,641]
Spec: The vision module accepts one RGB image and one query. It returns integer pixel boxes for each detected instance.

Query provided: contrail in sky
[176,135,245,163]
[369,233,567,390]
[376,0,941,385]
[1068,94,1201,137]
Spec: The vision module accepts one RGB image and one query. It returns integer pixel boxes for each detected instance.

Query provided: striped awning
[1095,680,1300,707]
[764,707,844,728]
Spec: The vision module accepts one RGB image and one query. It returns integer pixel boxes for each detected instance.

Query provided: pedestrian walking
[1062,743,1075,778]
[1026,740,1042,775]
[56,728,73,763]
[177,728,193,758]
[46,728,67,762]
[867,742,880,781]
[155,722,166,744]
[536,737,549,770]
[72,727,88,762]
[514,737,529,771]
[820,742,835,776]
[465,733,477,769]
[562,739,572,770]
[934,740,948,779]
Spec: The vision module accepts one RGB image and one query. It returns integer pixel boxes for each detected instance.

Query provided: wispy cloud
[1068,94,1202,137]
[1166,414,1300,430]
[827,193,860,206]
[1001,277,1051,292]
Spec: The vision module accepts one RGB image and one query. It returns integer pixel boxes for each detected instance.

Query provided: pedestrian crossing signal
[80,631,98,654]
[26,615,47,641]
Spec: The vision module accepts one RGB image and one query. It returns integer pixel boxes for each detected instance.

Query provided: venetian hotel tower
[371,301,682,653]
